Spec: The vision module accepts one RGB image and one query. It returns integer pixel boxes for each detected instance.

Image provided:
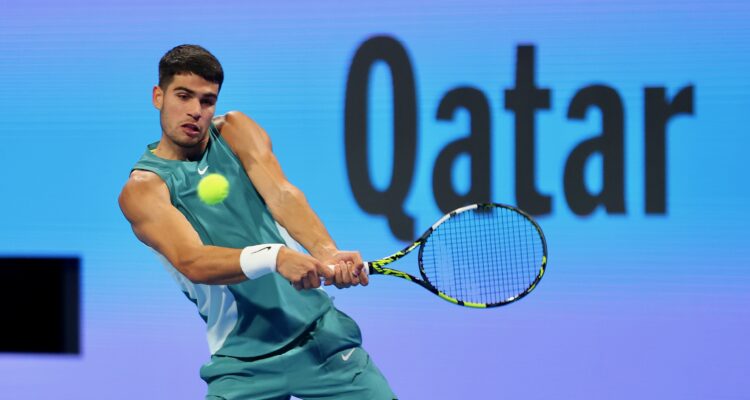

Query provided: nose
[187,98,201,120]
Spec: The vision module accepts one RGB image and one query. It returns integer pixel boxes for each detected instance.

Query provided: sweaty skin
[119,73,368,289]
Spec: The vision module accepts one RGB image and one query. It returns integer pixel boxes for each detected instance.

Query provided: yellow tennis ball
[197,173,230,205]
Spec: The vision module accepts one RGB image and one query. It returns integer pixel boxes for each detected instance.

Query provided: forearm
[172,245,246,285]
[268,185,337,260]
[173,244,282,285]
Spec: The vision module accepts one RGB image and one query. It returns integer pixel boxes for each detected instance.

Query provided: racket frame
[366,203,548,308]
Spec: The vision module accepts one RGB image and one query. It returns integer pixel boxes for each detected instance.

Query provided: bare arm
[118,169,331,287]
[218,112,368,286]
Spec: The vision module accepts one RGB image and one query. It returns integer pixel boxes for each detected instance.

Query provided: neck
[154,135,209,161]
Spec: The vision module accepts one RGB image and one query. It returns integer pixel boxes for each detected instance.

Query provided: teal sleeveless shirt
[132,124,332,357]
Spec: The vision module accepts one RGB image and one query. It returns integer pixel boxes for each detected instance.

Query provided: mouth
[181,123,201,137]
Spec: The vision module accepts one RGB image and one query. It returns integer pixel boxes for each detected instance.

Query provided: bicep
[132,203,204,266]
[120,176,204,270]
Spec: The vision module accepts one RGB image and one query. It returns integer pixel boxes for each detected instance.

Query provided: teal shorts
[200,307,397,400]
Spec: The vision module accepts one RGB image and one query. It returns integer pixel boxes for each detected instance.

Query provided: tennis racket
[363,203,547,308]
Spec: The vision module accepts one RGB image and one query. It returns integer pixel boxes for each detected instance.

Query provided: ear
[152,85,164,110]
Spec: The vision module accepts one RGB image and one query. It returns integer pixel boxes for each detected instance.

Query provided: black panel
[0,257,80,354]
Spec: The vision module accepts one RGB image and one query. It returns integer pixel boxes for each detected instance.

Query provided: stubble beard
[161,117,207,149]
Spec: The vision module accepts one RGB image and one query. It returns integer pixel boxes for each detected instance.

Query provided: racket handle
[322,262,371,281]
[321,264,334,283]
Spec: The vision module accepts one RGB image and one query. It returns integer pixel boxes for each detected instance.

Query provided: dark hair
[158,44,224,90]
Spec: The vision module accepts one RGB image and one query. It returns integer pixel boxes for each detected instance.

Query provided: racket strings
[420,206,544,305]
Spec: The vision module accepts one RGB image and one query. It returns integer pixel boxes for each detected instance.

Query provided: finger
[340,261,353,286]
[307,270,320,289]
[318,262,335,282]
[351,253,364,274]
[323,265,335,286]
[293,281,303,290]
[339,251,363,274]
[346,261,361,286]
[333,261,344,288]
[357,263,369,286]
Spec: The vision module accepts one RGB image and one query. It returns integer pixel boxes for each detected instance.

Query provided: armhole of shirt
[131,165,174,202]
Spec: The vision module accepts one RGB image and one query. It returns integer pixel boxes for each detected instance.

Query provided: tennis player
[118,44,396,400]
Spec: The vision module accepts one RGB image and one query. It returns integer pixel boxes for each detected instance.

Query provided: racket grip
[322,262,371,281]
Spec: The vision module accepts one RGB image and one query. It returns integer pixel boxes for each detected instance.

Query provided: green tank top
[132,124,331,357]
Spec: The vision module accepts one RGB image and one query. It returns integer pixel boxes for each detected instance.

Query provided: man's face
[153,73,219,149]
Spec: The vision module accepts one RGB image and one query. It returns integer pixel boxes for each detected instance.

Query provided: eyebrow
[173,86,218,99]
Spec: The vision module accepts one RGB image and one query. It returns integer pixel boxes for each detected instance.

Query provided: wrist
[239,244,284,279]
[311,241,338,260]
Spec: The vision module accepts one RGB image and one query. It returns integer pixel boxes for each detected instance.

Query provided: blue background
[1,1,749,398]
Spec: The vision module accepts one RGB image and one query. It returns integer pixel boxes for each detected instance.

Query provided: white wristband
[239,244,284,279]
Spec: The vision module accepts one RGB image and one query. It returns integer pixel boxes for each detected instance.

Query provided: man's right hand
[276,247,335,290]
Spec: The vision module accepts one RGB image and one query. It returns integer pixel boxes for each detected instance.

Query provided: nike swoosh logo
[341,348,356,361]
[197,165,209,175]
[251,246,272,254]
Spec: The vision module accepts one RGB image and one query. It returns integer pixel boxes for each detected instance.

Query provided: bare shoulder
[217,110,272,155]
[212,114,227,131]
[222,110,257,127]
[118,170,170,222]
